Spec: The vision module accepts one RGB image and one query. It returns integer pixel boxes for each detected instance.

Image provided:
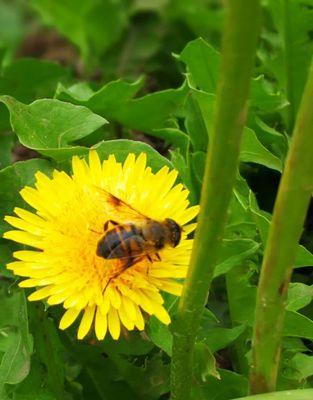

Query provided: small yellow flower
[3,151,198,340]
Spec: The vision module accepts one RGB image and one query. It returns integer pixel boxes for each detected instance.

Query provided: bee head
[164,218,182,247]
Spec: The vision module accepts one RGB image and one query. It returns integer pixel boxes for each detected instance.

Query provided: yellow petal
[107,307,121,340]
[28,285,53,301]
[133,304,145,330]
[77,306,95,340]
[118,300,135,330]
[59,307,81,330]
[159,280,183,296]
[3,230,43,248]
[95,307,108,340]
[153,304,171,325]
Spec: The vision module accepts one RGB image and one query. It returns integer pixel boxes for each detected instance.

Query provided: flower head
[4,151,198,340]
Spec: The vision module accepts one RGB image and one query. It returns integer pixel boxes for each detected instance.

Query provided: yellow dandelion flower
[3,151,199,340]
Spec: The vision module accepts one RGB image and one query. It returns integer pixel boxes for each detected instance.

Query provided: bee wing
[93,186,150,224]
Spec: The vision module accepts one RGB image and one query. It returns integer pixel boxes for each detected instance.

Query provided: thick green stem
[249,61,313,394]
[170,1,261,399]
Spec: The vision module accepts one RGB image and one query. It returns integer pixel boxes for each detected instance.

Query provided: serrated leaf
[57,79,188,135]
[178,37,219,93]
[179,37,287,112]
[186,88,282,171]
[241,127,282,172]
[56,78,144,112]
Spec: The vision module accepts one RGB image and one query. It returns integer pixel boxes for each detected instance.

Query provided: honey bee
[94,188,182,273]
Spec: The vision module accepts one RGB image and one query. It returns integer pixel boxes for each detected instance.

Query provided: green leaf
[99,331,154,356]
[147,308,218,356]
[10,358,57,400]
[30,0,127,61]
[169,0,224,38]
[92,139,173,172]
[284,311,313,340]
[214,239,260,277]
[56,78,144,113]
[0,59,68,104]
[178,38,219,93]
[251,116,288,161]
[250,75,288,113]
[266,0,313,125]
[186,88,282,172]
[28,303,70,399]
[0,239,15,278]
[231,389,313,400]
[0,158,54,235]
[147,316,172,356]
[249,195,313,268]
[170,149,196,201]
[286,283,313,312]
[1,96,107,161]
[197,324,246,353]
[287,353,313,381]
[185,90,213,152]
[179,37,287,113]
[241,127,282,172]
[0,285,33,398]
[57,79,188,135]
[111,353,170,400]
[0,132,13,168]
[191,151,206,184]
[191,369,248,400]
[0,2,24,54]
[193,342,220,382]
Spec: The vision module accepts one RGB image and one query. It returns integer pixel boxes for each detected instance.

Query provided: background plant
[0,1,313,400]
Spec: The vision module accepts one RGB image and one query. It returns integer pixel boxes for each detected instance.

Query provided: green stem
[170,1,261,399]
[233,389,313,400]
[249,60,313,394]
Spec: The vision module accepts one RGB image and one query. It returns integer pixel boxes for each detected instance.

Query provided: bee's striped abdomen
[97,223,142,259]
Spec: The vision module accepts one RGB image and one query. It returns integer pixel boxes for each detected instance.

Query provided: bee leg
[156,252,161,261]
[103,219,119,231]
[103,256,141,292]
